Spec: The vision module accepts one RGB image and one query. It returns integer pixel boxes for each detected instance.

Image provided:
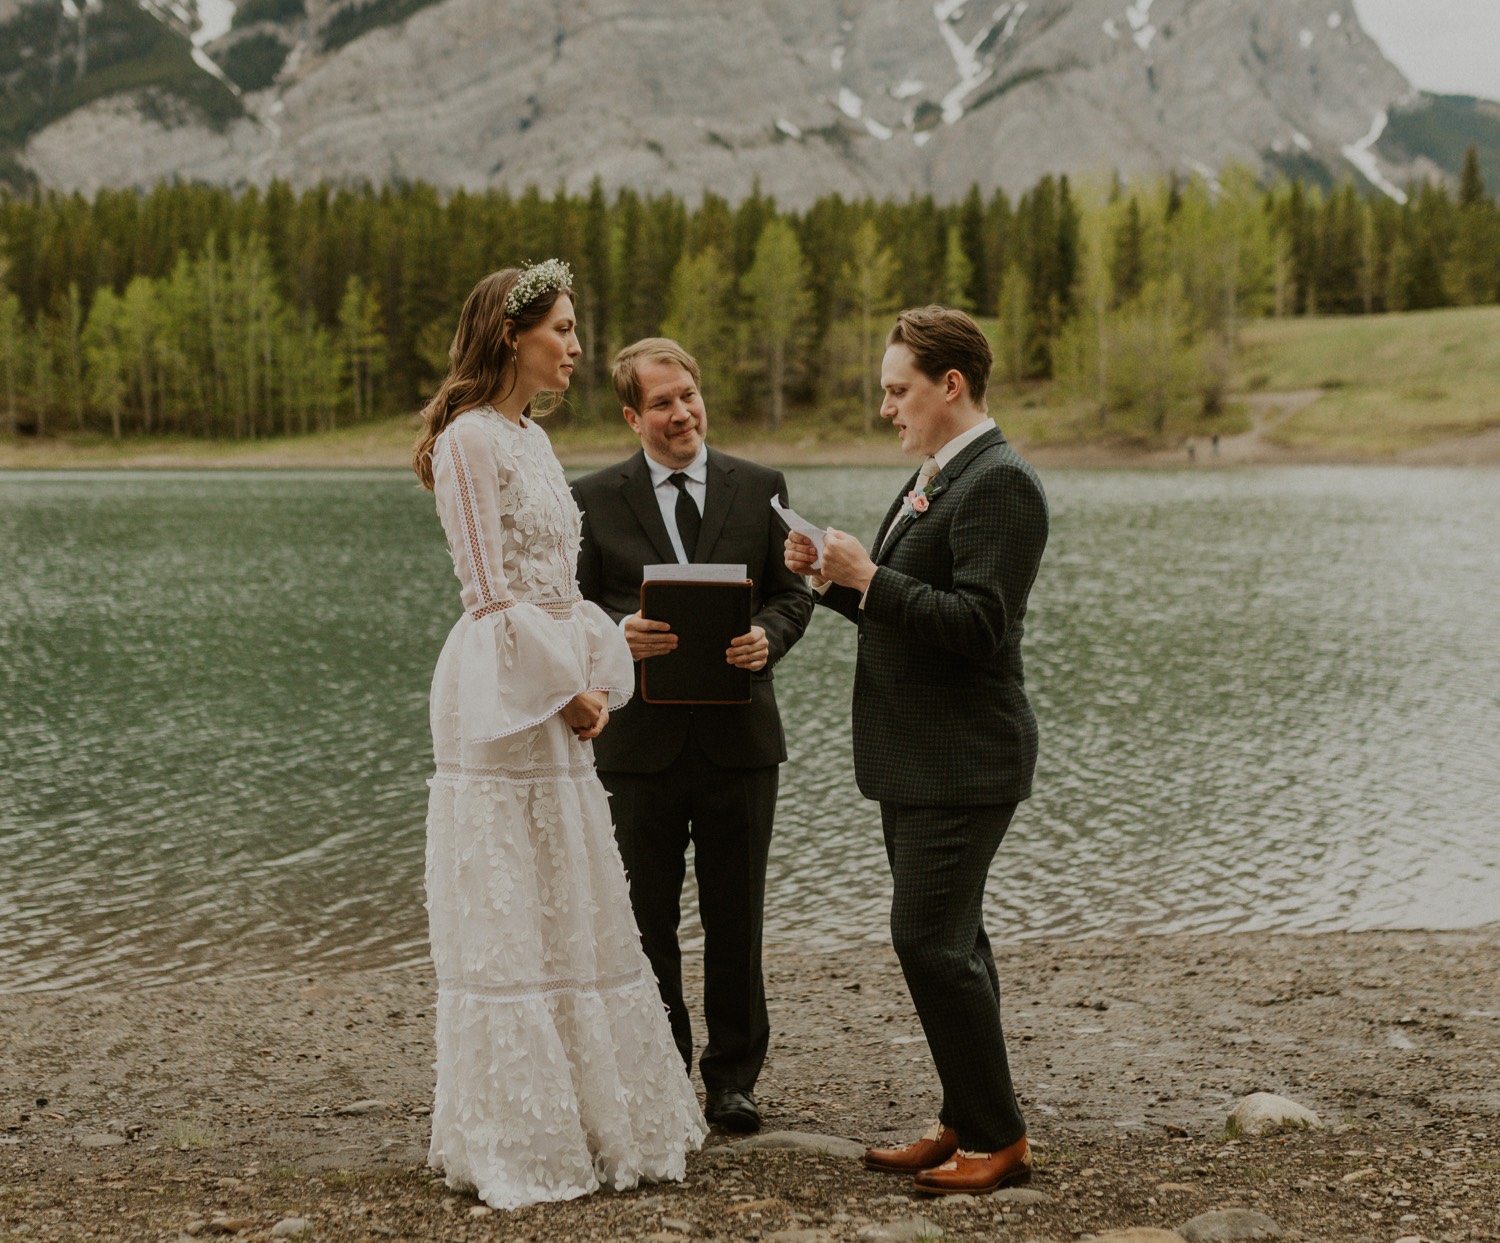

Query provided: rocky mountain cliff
[5,0,1499,203]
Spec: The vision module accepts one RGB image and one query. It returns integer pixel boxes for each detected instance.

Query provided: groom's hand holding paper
[770,498,826,571]
[637,563,754,704]
[785,526,876,596]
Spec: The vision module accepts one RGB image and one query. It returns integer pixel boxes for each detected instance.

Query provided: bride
[412,260,706,1209]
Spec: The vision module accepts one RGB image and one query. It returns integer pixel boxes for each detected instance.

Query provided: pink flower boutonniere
[906,490,931,513]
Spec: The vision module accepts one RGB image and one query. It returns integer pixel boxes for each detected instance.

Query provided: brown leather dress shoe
[863,1122,960,1174]
[911,1134,1033,1195]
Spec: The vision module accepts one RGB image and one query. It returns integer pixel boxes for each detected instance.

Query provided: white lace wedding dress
[424,406,705,1210]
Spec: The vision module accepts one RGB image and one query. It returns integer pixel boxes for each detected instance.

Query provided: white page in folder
[642,563,748,583]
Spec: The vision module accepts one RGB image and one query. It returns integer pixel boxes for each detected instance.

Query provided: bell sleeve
[576,599,634,712]
[432,421,595,740]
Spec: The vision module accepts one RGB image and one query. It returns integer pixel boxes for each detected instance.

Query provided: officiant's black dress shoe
[705,1088,761,1133]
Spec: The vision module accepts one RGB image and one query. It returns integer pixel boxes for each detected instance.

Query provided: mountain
[4,0,1498,204]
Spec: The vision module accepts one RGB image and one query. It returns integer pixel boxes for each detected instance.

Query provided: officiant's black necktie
[667,471,701,561]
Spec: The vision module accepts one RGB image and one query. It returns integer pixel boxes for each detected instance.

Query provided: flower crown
[504,258,573,318]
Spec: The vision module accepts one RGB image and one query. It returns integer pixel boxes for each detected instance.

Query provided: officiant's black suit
[572,448,813,1098]
[819,426,1048,1151]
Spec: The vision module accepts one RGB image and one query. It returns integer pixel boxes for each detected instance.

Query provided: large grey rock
[1227,1093,1323,1137]
[732,1130,867,1159]
[334,1099,389,1115]
[1178,1209,1283,1241]
[1086,1232,1187,1243]
[18,0,1423,205]
[77,1133,126,1148]
[993,1187,1052,1204]
[269,1221,308,1239]
[856,1218,944,1242]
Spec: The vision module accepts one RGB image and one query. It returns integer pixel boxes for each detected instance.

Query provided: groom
[784,306,1048,1195]
[573,338,813,1133]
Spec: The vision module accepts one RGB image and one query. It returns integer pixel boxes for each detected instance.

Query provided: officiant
[572,339,813,1134]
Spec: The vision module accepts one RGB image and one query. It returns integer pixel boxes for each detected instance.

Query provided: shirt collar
[646,445,709,488]
[934,417,996,470]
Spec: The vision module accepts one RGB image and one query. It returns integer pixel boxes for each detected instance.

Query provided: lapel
[872,467,921,563]
[619,450,678,565]
[694,449,737,563]
[876,426,1004,564]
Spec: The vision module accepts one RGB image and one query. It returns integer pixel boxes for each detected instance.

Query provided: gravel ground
[3,928,1497,1242]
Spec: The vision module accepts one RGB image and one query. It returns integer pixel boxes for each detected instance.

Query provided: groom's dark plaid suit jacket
[820,426,1048,806]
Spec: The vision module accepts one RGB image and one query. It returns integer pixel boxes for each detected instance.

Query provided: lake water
[2,465,1498,993]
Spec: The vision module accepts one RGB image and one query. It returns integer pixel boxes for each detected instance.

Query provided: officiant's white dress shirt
[618,446,710,635]
[646,445,708,564]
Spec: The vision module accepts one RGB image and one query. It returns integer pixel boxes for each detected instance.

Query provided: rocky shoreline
[3,928,1498,1242]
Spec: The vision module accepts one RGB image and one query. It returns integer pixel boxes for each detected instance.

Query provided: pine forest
[2,150,1498,443]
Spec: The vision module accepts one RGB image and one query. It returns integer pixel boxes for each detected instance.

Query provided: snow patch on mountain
[1125,0,1155,50]
[1343,109,1407,202]
[193,0,235,45]
[936,0,1026,123]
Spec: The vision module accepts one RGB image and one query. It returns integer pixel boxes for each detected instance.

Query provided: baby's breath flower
[504,258,573,318]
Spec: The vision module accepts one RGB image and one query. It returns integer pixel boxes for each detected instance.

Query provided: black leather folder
[639,579,753,704]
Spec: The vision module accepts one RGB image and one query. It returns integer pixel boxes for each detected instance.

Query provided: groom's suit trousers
[880,800,1026,1153]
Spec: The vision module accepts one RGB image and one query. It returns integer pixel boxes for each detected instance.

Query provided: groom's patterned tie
[881,456,940,555]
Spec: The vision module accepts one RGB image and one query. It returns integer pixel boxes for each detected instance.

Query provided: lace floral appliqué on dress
[425,407,705,1210]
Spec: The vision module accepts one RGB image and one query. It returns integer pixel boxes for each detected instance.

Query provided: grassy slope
[6,307,1500,469]
[1237,305,1500,456]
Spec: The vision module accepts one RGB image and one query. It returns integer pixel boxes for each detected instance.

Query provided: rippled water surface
[2,466,1497,991]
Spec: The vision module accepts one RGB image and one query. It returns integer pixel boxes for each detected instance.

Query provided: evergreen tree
[336,274,387,427]
[0,283,21,436]
[580,178,614,398]
[941,223,975,311]
[957,185,992,313]
[1448,147,1499,305]
[1111,196,1144,307]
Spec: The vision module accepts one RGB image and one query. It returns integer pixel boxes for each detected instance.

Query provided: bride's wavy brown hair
[412,268,575,490]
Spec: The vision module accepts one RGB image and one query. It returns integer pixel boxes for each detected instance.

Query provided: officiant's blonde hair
[888,306,992,405]
[611,338,702,413]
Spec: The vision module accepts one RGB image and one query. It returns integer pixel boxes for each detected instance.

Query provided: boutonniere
[902,480,937,516]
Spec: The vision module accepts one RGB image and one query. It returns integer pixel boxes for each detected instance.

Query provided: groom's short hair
[888,306,993,405]
[612,338,703,412]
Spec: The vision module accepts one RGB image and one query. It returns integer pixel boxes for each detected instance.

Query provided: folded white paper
[643,563,748,583]
[770,498,826,571]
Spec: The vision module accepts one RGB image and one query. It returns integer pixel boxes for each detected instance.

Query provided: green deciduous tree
[839,219,898,430]
[661,246,740,415]
[81,285,128,438]
[742,218,812,431]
